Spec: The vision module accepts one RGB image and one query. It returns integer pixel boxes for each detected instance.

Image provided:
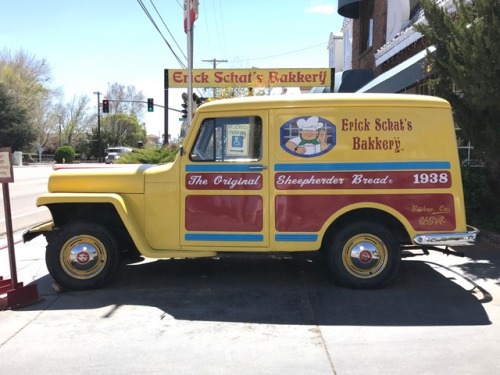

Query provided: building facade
[333,0,456,94]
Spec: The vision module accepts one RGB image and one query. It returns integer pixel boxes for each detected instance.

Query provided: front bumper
[413,226,479,247]
[23,221,54,243]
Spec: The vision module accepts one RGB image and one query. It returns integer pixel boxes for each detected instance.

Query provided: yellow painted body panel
[48,165,151,193]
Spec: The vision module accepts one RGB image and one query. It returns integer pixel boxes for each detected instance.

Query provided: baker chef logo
[284,116,331,156]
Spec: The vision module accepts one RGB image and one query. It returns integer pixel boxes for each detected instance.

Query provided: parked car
[105,147,132,164]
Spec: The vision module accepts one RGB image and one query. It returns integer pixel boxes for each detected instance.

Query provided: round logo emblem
[76,251,91,265]
[358,249,373,264]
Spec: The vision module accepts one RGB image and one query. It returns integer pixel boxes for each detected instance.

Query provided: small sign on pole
[0,148,41,309]
[0,148,14,183]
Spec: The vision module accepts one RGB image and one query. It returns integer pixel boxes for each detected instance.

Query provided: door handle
[248,165,267,170]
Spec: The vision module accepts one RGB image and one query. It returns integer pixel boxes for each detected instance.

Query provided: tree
[105,82,146,118]
[0,83,35,150]
[61,94,94,147]
[86,114,146,160]
[101,113,146,146]
[416,0,500,172]
[416,0,500,226]
[0,49,55,151]
[35,96,63,153]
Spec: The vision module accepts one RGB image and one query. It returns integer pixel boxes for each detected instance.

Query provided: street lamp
[93,91,102,163]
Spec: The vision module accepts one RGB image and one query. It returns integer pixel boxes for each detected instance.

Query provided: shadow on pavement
[19,253,491,326]
[453,239,500,287]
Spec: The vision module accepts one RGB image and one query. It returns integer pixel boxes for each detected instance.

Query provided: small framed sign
[0,147,14,183]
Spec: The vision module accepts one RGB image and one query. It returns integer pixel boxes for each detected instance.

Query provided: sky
[0,0,343,139]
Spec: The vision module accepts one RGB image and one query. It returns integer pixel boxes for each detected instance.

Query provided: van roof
[196,93,450,113]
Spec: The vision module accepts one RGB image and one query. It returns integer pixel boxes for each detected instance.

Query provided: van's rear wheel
[46,222,120,290]
[327,222,401,288]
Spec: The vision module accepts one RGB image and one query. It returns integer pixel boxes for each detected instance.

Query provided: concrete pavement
[1,232,500,374]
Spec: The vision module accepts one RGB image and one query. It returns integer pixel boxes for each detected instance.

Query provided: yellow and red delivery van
[24,93,479,290]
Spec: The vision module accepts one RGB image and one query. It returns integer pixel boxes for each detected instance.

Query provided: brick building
[331,0,457,94]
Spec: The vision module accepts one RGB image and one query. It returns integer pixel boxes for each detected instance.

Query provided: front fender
[26,193,217,259]
[34,193,153,254]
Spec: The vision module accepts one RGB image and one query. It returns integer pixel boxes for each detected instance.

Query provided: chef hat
[297,116,323,130]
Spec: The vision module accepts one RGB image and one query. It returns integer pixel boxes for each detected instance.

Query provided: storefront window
[360,0,374,53]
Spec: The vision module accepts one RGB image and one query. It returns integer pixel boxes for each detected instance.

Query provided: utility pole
[202,58,228,69]
[93,91,102,163]
[203,59,227,98]
[56,114,62,148]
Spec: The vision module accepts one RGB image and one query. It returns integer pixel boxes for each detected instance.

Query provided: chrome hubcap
[61,236,107,280]
[342,234,388,279]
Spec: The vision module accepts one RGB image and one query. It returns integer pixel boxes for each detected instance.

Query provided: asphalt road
[0,165,52,238]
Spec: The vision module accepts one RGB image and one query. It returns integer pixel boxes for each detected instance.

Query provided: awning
[309,69,374,93]
[335,69,374,92]
[338,0,363,19]
[357,47,436,93]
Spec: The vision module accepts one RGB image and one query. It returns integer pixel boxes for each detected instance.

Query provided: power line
[232,43,327,64]
[202,0,211,52]
[217,0,227,55]
[149,0,186,61]
[211,0,222,52]
[136,0,186,68]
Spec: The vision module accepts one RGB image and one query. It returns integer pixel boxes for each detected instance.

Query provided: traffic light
[102,100,109,113]
[147,98,154,112]
[192,93,207,110]
[181,92,188,119]
[181,93,207,119]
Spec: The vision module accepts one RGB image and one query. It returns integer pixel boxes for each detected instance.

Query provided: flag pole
[187,1,193,126]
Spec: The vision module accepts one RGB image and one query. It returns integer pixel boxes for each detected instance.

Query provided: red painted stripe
[186,173,263,190]
[275,171,452,190]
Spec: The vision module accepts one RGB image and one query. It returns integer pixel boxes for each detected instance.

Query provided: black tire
[46,222,121,290]
[327,222,401,289]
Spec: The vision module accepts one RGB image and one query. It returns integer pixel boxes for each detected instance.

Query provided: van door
[180,112,269,249]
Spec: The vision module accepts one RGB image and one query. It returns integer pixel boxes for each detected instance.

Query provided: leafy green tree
[0,49,55,151]
[416,0,500,178]
[101,113,146,146]
[0,83,35,150]
[86,114,146,160]
[415,0,500,229]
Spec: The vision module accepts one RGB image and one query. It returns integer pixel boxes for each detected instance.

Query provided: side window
[190,116,262,162]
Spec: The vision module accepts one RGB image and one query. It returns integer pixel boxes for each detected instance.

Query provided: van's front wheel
[46,222,120,290]
[327,222,401,289]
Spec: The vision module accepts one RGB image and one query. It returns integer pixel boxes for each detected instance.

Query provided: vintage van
[24,94,478,290]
